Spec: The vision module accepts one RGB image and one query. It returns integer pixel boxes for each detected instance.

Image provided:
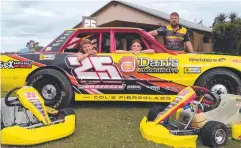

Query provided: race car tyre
[200,121,228,148]
[147,105,165,121]
[27,69,74,109]
[195,69,241,95]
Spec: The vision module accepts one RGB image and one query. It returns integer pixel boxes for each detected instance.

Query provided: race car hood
[140,117,198,148]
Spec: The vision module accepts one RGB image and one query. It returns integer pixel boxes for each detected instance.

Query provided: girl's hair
[131,39,142,46]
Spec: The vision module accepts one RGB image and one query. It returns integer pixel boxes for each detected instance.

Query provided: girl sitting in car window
[116,39,155,54]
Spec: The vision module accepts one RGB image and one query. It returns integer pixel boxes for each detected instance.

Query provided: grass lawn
[1,101,241,148]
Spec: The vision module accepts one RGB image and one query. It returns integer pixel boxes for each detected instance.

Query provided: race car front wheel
[196,69,241,95]
[27,69,73,109]
[200,121,228,147]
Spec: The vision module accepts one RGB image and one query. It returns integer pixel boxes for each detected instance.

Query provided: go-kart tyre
[57,108,75,120]
[1,122,5,130]
[59,108,75,116]
[200,121,228,148]
[196,69,241,95]
[147,105,165,121]
[27,69,73,109]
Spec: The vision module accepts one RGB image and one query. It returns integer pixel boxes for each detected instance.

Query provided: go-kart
[140,86,241,148]
[1,86,76,146]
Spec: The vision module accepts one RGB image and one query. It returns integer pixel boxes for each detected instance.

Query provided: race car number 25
[66,56,122,80]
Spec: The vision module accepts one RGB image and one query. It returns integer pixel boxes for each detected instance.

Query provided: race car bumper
[232,123,241,140]
[140,117,198,148]
[1,115,75,146]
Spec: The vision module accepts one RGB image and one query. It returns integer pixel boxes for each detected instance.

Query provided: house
[74,0,213,52]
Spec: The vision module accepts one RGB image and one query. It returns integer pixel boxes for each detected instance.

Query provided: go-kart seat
[205,94,241,125]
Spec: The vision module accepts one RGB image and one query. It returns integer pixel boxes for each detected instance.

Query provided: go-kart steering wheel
[5,87,22,107]
[192,86,221,112]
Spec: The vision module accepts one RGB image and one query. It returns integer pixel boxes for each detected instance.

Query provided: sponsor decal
[24,92,47,120]
[232,59,241,63]
[184,67,201,74]
[177,89,190,98]
[39,54,55,60]
[189,58,226,62]
[78,84,126,90]
[147,86,160,91]
[24,92,38,100]
[94,95,171,101]
[138,57,179,73]
[157,95,183,118]
[118,56,138,75]
[165,86,181,92]
[0,60,32,69]
[66,56,122,80]
[126,85,141,90]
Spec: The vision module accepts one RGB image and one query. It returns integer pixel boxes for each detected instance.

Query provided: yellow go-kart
[140,86,241,148]
[1,86,76,146]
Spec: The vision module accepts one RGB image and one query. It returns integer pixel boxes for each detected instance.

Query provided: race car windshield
[43,30,75,52]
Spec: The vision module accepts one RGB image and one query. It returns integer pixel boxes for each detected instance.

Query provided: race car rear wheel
[27,69,73,109]
[147,105,166,121]
[196,69,241,95]
[200,121,228,147]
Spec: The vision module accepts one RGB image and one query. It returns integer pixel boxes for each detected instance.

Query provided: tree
[229,12,237,23]
[26,40,42,52]
[212,12,241,55]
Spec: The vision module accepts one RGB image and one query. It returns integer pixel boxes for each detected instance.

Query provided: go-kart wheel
[147,105,165,121]
[57,108,75,120]
[200,121,228,147]
[1,122,5,130]
[27,69,74,109]
[195,69,241,95]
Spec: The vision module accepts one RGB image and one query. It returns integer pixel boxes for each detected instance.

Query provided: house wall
[92,3,169,27]
[86,2,214,52]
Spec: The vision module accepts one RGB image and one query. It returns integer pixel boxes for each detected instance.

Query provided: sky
[1,0,241,52]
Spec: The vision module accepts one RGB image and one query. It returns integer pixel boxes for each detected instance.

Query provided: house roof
[74,0,212,32]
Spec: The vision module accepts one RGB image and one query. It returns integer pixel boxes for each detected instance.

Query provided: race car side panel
[177,53,241,86]
[1,52,240,103]
[1,55,38,96]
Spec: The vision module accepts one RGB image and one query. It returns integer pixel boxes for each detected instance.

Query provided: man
[148,12,194,52]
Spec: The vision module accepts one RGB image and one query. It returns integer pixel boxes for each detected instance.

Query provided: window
[44,30,75,52]
[114,32,151,52]
[64,32,100,53]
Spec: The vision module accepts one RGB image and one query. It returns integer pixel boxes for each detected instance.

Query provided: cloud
[1,0,241,52]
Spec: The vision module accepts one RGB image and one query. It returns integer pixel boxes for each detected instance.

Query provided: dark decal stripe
[9,54,45,67]
[132,73,186,93]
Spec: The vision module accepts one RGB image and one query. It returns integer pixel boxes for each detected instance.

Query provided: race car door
[109,31,186,102]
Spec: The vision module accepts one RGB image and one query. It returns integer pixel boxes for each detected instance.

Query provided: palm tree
[212,13,227,27]
[217,13,227,22]
[229,12,237,23]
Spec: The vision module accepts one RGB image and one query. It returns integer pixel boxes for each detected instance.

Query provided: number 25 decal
[66,56,122,80]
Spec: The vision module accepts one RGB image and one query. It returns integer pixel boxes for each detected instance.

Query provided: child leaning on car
[76,39,97,61]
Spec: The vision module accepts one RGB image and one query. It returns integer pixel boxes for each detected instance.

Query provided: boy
[77,39,97,61]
